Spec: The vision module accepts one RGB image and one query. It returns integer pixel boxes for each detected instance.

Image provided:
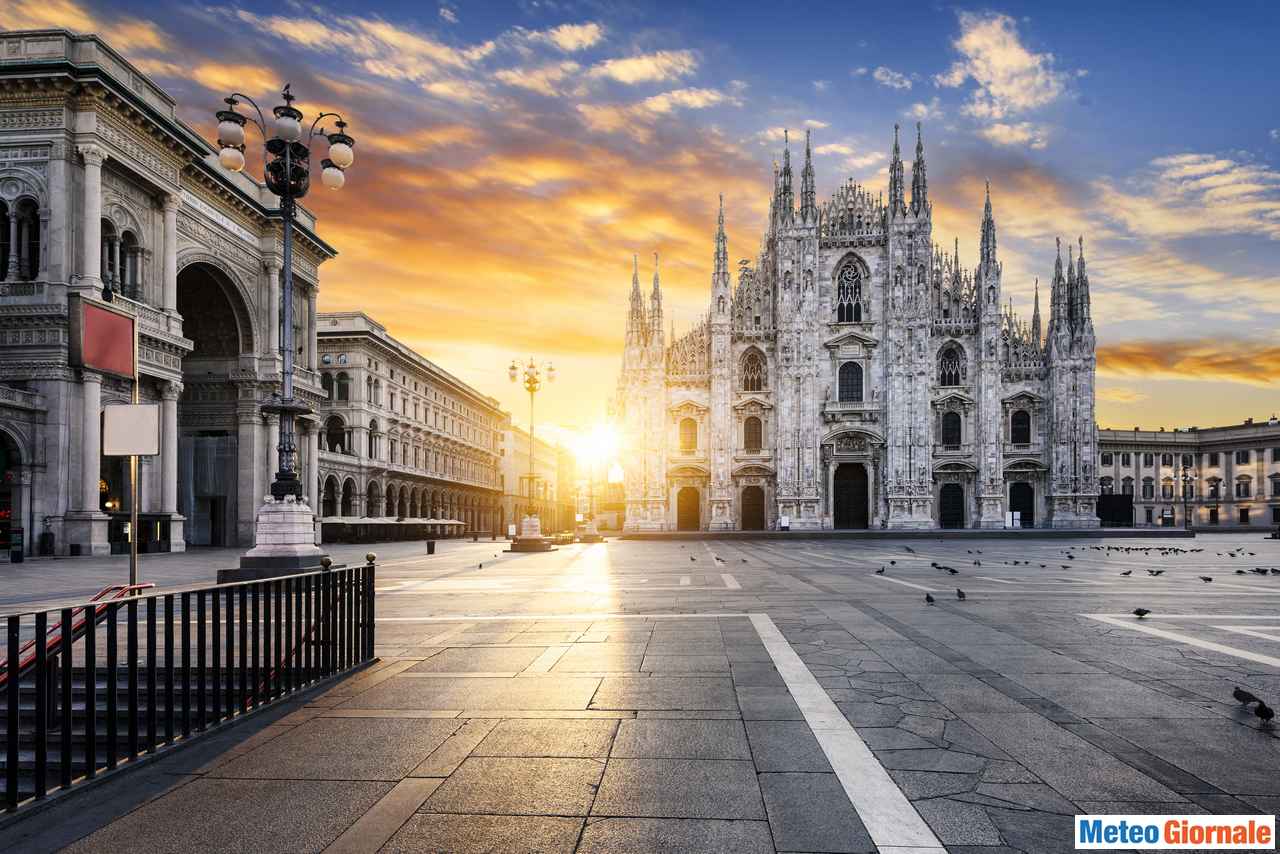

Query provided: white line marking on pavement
[1211,625,1280,643]
[872,576,937,592]
[680,575,691,586]
[975,576,1020,585]
[721,573,742,590]
[750,614,945,854]
[1084,614,1280,670]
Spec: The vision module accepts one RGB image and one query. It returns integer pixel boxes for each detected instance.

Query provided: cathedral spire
[1031,277,1042,345]
[780,129,794,223]
[910,122,927,215]
[626,253,647,348]
[1075,235,1092,331]
[979,180,997,267]
[714,194,728,277]
[888,123,905,216]
[800,129,817,223]
[649,250,664,347]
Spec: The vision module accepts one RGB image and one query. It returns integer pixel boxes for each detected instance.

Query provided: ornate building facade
[0,30,331,556]
[616,125,1099,531]
[314,312,504,534]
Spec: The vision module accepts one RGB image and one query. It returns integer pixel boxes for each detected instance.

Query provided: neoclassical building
[0,30,331,556]
[1098,418,1280,530]
[315,312,504,534]
[616,125,1099,531]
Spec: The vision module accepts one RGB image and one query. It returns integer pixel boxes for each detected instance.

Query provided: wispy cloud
[579,87,741,140]
[980,121,1049,150]
[872,65,912,90]
[1098,340,1280,387]
[588,50,697,84]
[906,97,943,121]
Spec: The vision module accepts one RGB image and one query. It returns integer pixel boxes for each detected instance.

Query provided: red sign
[70,297,135,379]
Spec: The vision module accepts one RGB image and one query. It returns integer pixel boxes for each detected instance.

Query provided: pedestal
[225,494,327,581]
[64,512,110,556]
[580,517,605,543]
[509,514,554,552]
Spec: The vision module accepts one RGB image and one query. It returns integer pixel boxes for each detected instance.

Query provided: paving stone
[612,719,752,760]
[876,748,989,774]
[737,686,804,720]
[473,718,619,757]
[985,806,1077,854]
[406,646,549,672]
[914,797,1004,845]
[942,719,1013,760]
[899,714,947,740]
[641,653,732,672]
[61,778,393,853]
[591,676,738,711]
[576,817,774,854]
[976,783,1079,814]
[887,769,979,798]
[760,773,875,853]
[550,643,646,672]
[382,814,583,853]
[341,675,602,710]
[423,757,603,816]
[913,674,1032,714]
[980,760,1044,783]
[854,726,937,749]
[745,720,832,771]
[1093,717,1280,795]
[591,758,765,819]
[208,717,460,781]
[837,701,905,726]
[729,662,786,687]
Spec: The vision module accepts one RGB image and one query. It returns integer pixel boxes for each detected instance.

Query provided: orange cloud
[1097,340,1280,387]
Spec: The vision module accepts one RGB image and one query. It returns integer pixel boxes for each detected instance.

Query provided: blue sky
[6,0,1278,431]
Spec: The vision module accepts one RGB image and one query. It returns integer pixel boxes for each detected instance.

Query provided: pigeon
[1062,565,1070,570]
[741,559,748,564]
[1132,608,1151,618]
[956,588,966,600]
[1272,568,1280,576]
[1120,570,1132,576]
[1233,687,1260,705]
[1147,570,1165,576]
[931,562,939,568]
[875,566,886,575]
[924,593,935,605]
[1199,576,1213,583]
[478,563,483,569]
[1040,564,1047,568]
[974,560,981,566]
[904,546,916,554]
[946,567,959,575]
[1236,570,1247,575]
[889,560,897,565]
[1256,702,1275,723]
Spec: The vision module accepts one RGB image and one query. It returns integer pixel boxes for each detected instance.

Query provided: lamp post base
[229,493,327,580]
[508,514,555,552]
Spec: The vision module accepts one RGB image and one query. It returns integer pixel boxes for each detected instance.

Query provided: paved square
[4,534,1280,854]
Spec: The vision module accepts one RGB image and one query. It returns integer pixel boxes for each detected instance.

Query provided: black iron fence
[2,562,375,812]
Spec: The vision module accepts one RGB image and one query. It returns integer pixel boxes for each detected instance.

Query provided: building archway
[177,261,257,547]
[833,463,869,529]
[0,431,22,555]
[940,483,965,528]
[1009,481,1034,528]
[321,476,339,517]
[741,485,765,531]
[676,487,700,531]
[341,478,356,516]
[366,481,381,517]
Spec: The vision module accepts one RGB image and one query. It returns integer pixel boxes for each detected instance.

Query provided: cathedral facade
[615,125,1099,531]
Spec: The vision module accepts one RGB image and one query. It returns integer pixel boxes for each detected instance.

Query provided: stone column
[17,215,30,279]
[6,205,19,280]
[110,236,121,291]
[162,194,179,311]
[306,287,317,369]
[161,381,180,513]
[236,405,261,547]
[81,372,102,511]
[307,426,320,510]
[79,146,105,287]
[37,208,49,280]
[265,259,281,356]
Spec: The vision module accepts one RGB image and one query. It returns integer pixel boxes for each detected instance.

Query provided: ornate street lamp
[509,357,554,546]
[214,85,355,501]
[1180,464,1198,531]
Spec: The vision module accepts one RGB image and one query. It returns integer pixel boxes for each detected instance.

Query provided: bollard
[426,540,435,555]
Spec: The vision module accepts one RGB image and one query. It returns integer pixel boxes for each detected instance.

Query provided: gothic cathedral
[615,124,1099,531]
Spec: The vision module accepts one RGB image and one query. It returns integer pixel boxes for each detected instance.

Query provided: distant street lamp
[214,85,355,501]
[1180,464,1198,531]
[509,357,554,541]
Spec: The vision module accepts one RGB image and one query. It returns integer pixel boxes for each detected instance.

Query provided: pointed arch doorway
[940,483,965,528]
[833,464,869,529]
[1009,481,1034,528]
[676,487,700,531]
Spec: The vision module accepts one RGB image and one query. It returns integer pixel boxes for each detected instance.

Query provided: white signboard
[103,404,160,456]
[779,515,791,531]
[507,523,517,538]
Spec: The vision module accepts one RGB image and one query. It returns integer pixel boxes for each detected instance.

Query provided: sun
[577,422,620,467]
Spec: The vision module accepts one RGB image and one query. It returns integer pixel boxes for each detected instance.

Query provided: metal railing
[2,562,375,812]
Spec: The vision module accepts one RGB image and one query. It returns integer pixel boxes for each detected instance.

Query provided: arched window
[941,411,962,448]
[741,350,765,392]
[743,416,762,452]
[321,373,334,399]
[1122,476,1134,496]
[835,263,863,323]
[1010,410,1031,445]
[1235,476,1252,498]
[1161,478,1173,499]
[1100,476,1114,495]
[938,345,964,386]
[324,415,346,453]
[368,419,379,459]
[679,418,698,451]
[1142,477,1154,499]
[838,362,863,403]
[336,372,350,401]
